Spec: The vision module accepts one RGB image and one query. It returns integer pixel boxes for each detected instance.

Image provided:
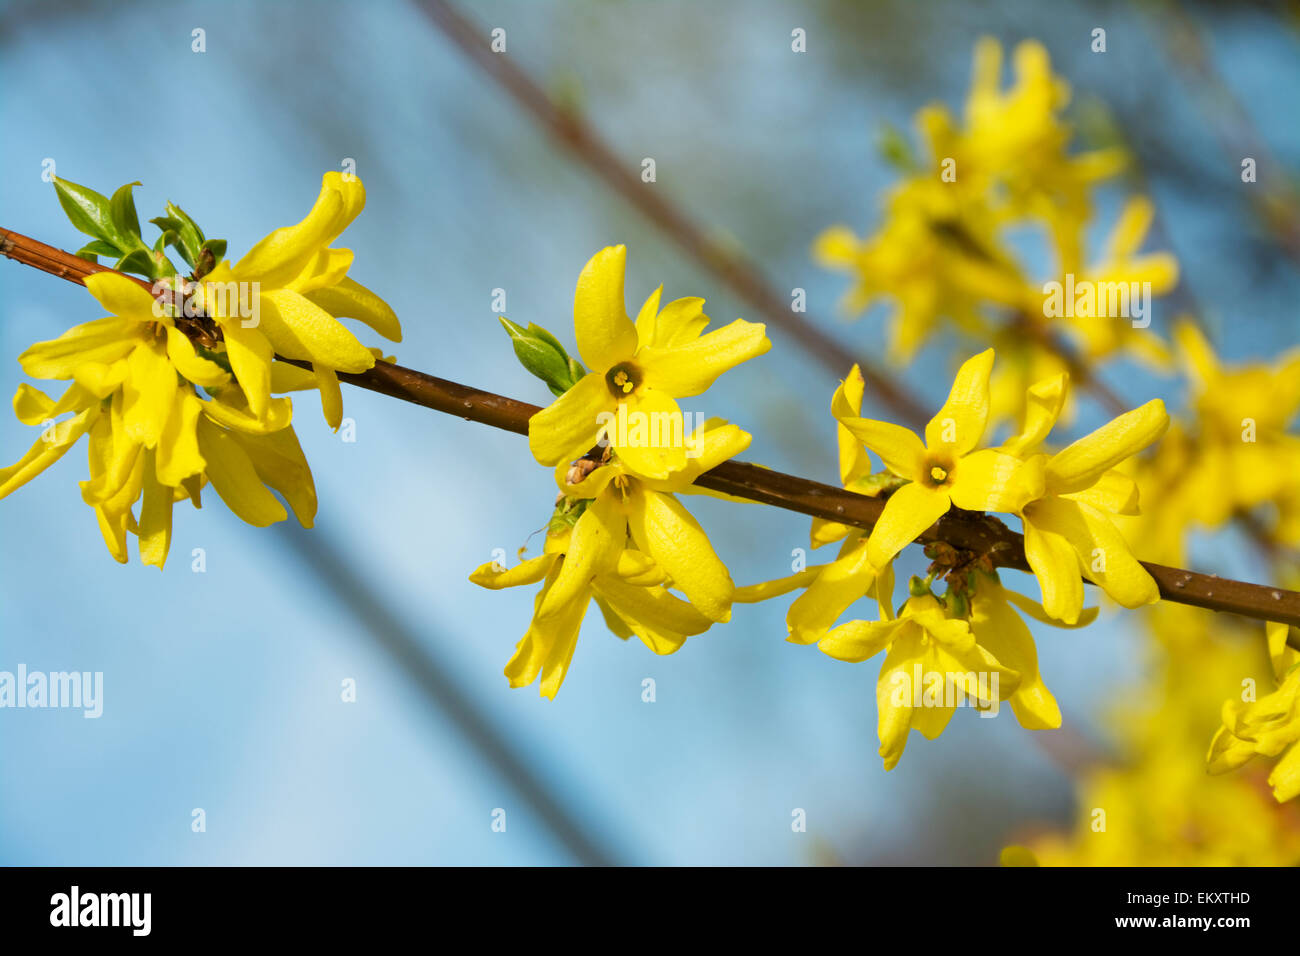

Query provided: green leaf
[109,182,145,248]
[53,177,118,244]
[77,240,121,258]
[153,230,178,254]
[115,249,155,278]
[164,201,205,266]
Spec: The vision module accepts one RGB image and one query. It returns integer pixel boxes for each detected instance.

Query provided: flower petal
[527,372,611,466]
[818,616,906,662]
[1022,515,1085,625]
[1029,496,1158,610]
[304,275,402,342]
[949,449,1045,513]
[925,349,994,456]
[19,317,140,379]
[573,245,637,370]
[83,271,159,320]
[626,484,733,622]
[1045,399,1169,494]
[469,553,555,590]
[865,482,950,568]
[138,448,174,569]
[787,537,878,644]
[1001,372,1067,458]
[196,418,287,527]
[635,319,770,398]
[258,287,375,373]
[538,493,625,618]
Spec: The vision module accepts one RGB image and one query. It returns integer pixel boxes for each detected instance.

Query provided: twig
[3,225,1299,638]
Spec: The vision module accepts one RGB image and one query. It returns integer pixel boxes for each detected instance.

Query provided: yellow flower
[468,498,715,699]
[196,172,402,430]
[527,246,770,479]
[1170,320,1300,530]
[1208,623,1300,803]
[554,418,749,623]
[832,349,1044,569]
[1,273,315,567]
[1002,372,1168,623]
[733,366,892,643]
[818,582,1020,771]
[1044,197,1177,367]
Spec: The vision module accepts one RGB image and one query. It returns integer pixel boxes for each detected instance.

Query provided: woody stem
[2,225,1299,642]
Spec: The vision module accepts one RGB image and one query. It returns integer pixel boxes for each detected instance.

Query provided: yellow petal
[1029,496,1158,610]
[19,316,140,379]
[304,276,402,342]
[72,359,130,398]
[642,295,710,348]
[833,415,926,482]
[270,360,320,392]
[527,372,611,466]
[633,284,665,346]
[121,338,178,447]
[732,567,821,603]
[949,449,1045,513]
[593,576,713,652]
[538,493,626,618]
[626,484,733,622]
[970,581,1061,729]
[202,392,293,435]
[258,287,375,373]
[220,320,275,419]
[573,245,637,371]
[1059,468,1140,515]
[232,426,318,527]
[635,319,771,398]
[165,327,227,388]
[155,389,206,486]
[0,406,97,498]
[138,449,174,569]
[288,247,354,295]
[469,554,556,589]
[875,631,923,771]
[1268,741,1300,802]
[315,365,343,430]
[610,390,689,480]
[1001,372,1067,458]
[83,271,159,320]
[196,418,287,526]
[924,349,994,456]
[865,482,950,568]
[1022,515,1085,625]
[835,366,872,485]
[818,616,906,661]
[1045,399,1168,495]
[233,172,365,286]
[787,537,877,644]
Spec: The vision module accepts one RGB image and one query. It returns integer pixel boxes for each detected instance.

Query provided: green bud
[499,317,578,396]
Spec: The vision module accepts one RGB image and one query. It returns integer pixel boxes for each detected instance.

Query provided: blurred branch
[414,0,931,430]
[4,225,1299,636]
[1145,0,1300,265]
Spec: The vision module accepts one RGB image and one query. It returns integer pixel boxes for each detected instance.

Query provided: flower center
[605,363,641,397]
[929,465,948,484]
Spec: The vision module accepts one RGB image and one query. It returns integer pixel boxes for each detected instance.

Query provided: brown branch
[413,0,931,430]
[3,225,1299,641]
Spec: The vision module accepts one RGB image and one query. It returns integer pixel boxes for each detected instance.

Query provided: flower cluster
[470,246,770,696]
[733,351,1164,768]
[0,173,401,566]
[814,38,1177,429]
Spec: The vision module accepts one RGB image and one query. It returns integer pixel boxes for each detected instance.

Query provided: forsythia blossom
[0,173,400,566]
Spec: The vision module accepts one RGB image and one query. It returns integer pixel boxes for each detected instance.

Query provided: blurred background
[0,0,1297,865]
